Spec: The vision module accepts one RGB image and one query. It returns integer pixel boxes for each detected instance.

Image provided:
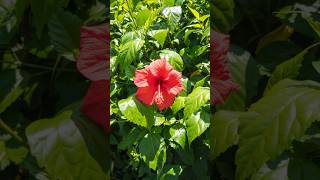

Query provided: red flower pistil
[134,59,184,110]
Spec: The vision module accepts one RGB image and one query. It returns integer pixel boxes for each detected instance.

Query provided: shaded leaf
[26,111,106,179]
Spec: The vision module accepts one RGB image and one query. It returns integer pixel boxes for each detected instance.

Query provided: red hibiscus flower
[134,59,184,110]
[211,30,239,105]
[77,23,110,133]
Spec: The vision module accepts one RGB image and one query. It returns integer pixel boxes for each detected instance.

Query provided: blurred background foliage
[211,0,320,179]
[0,0,109,179]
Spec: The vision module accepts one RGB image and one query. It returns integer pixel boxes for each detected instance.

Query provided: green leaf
[0,70,24,113]
[15,0,29,24]
[155,114,166,126]
[138,133,163,164]
[122,31,144,44]
[48,10,82,54]
[118,127,146,150]
[251,160,289,180]
[118,96,155,129]
[117,39,144,72]
[288,158,320,180]
[0,140,28,170]
[211,111,240,159]
[312,60,320,74]
[148,139,166,170]
[26,111,106,179]
[186,111,210,145]
[303,15,320,39]
[188,6,200,20]
[184,87,210,119]
[235,79,320,180]
[162,6,182,24]
[71,107,109,173]
[86,1,107,24]
[160,49,184,71]
[163,0,175,7]
[211,0,235,32]
[169,124,186,148]
[194,75,208,89]
[171,96,185,114]
[30,0,62,37]
[136,9,152,27]
[149,29,169,47]
[160,165,183,180]
[265,43,320,93]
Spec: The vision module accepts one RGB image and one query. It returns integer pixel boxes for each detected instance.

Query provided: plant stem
[0,119,26,145]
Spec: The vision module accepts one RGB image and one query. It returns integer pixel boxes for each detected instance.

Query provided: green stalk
[0,119,26,145]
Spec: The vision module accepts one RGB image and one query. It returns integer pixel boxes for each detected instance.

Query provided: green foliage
[111,0,210,178]
[26,111,106,179]
[211,1,320,179]
[0,0,108,178]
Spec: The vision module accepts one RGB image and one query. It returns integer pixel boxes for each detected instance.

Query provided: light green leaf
[26,111,106,179]
[171,96,185,114]
[186,111,210,145]
[136,9,152,27]
[236,79,320,180]
[155,115,166,126]
[188,6,200,20]
[211,111,240,159]
[163,0,175,7]
[122,31,143,44]
[194,76,208,89]
[149,29,169,47]
[160,49,184,71]
[118,96,155,129]
[169,124,186,148]
[117,39,144,72]
[184,87,210,119]
[265,43,320,93]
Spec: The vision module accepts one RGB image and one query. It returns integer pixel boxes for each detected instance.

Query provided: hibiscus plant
[110,0,210,178]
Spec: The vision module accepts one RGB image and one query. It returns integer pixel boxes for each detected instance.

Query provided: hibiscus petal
[163,70,184,95]
[211,30,239,105]
[136,86,157,106]
[77,24,109,81]
[156,88,176,110]
[134,69,149,87]
[81,80,109,133]
[148,58,172,79]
